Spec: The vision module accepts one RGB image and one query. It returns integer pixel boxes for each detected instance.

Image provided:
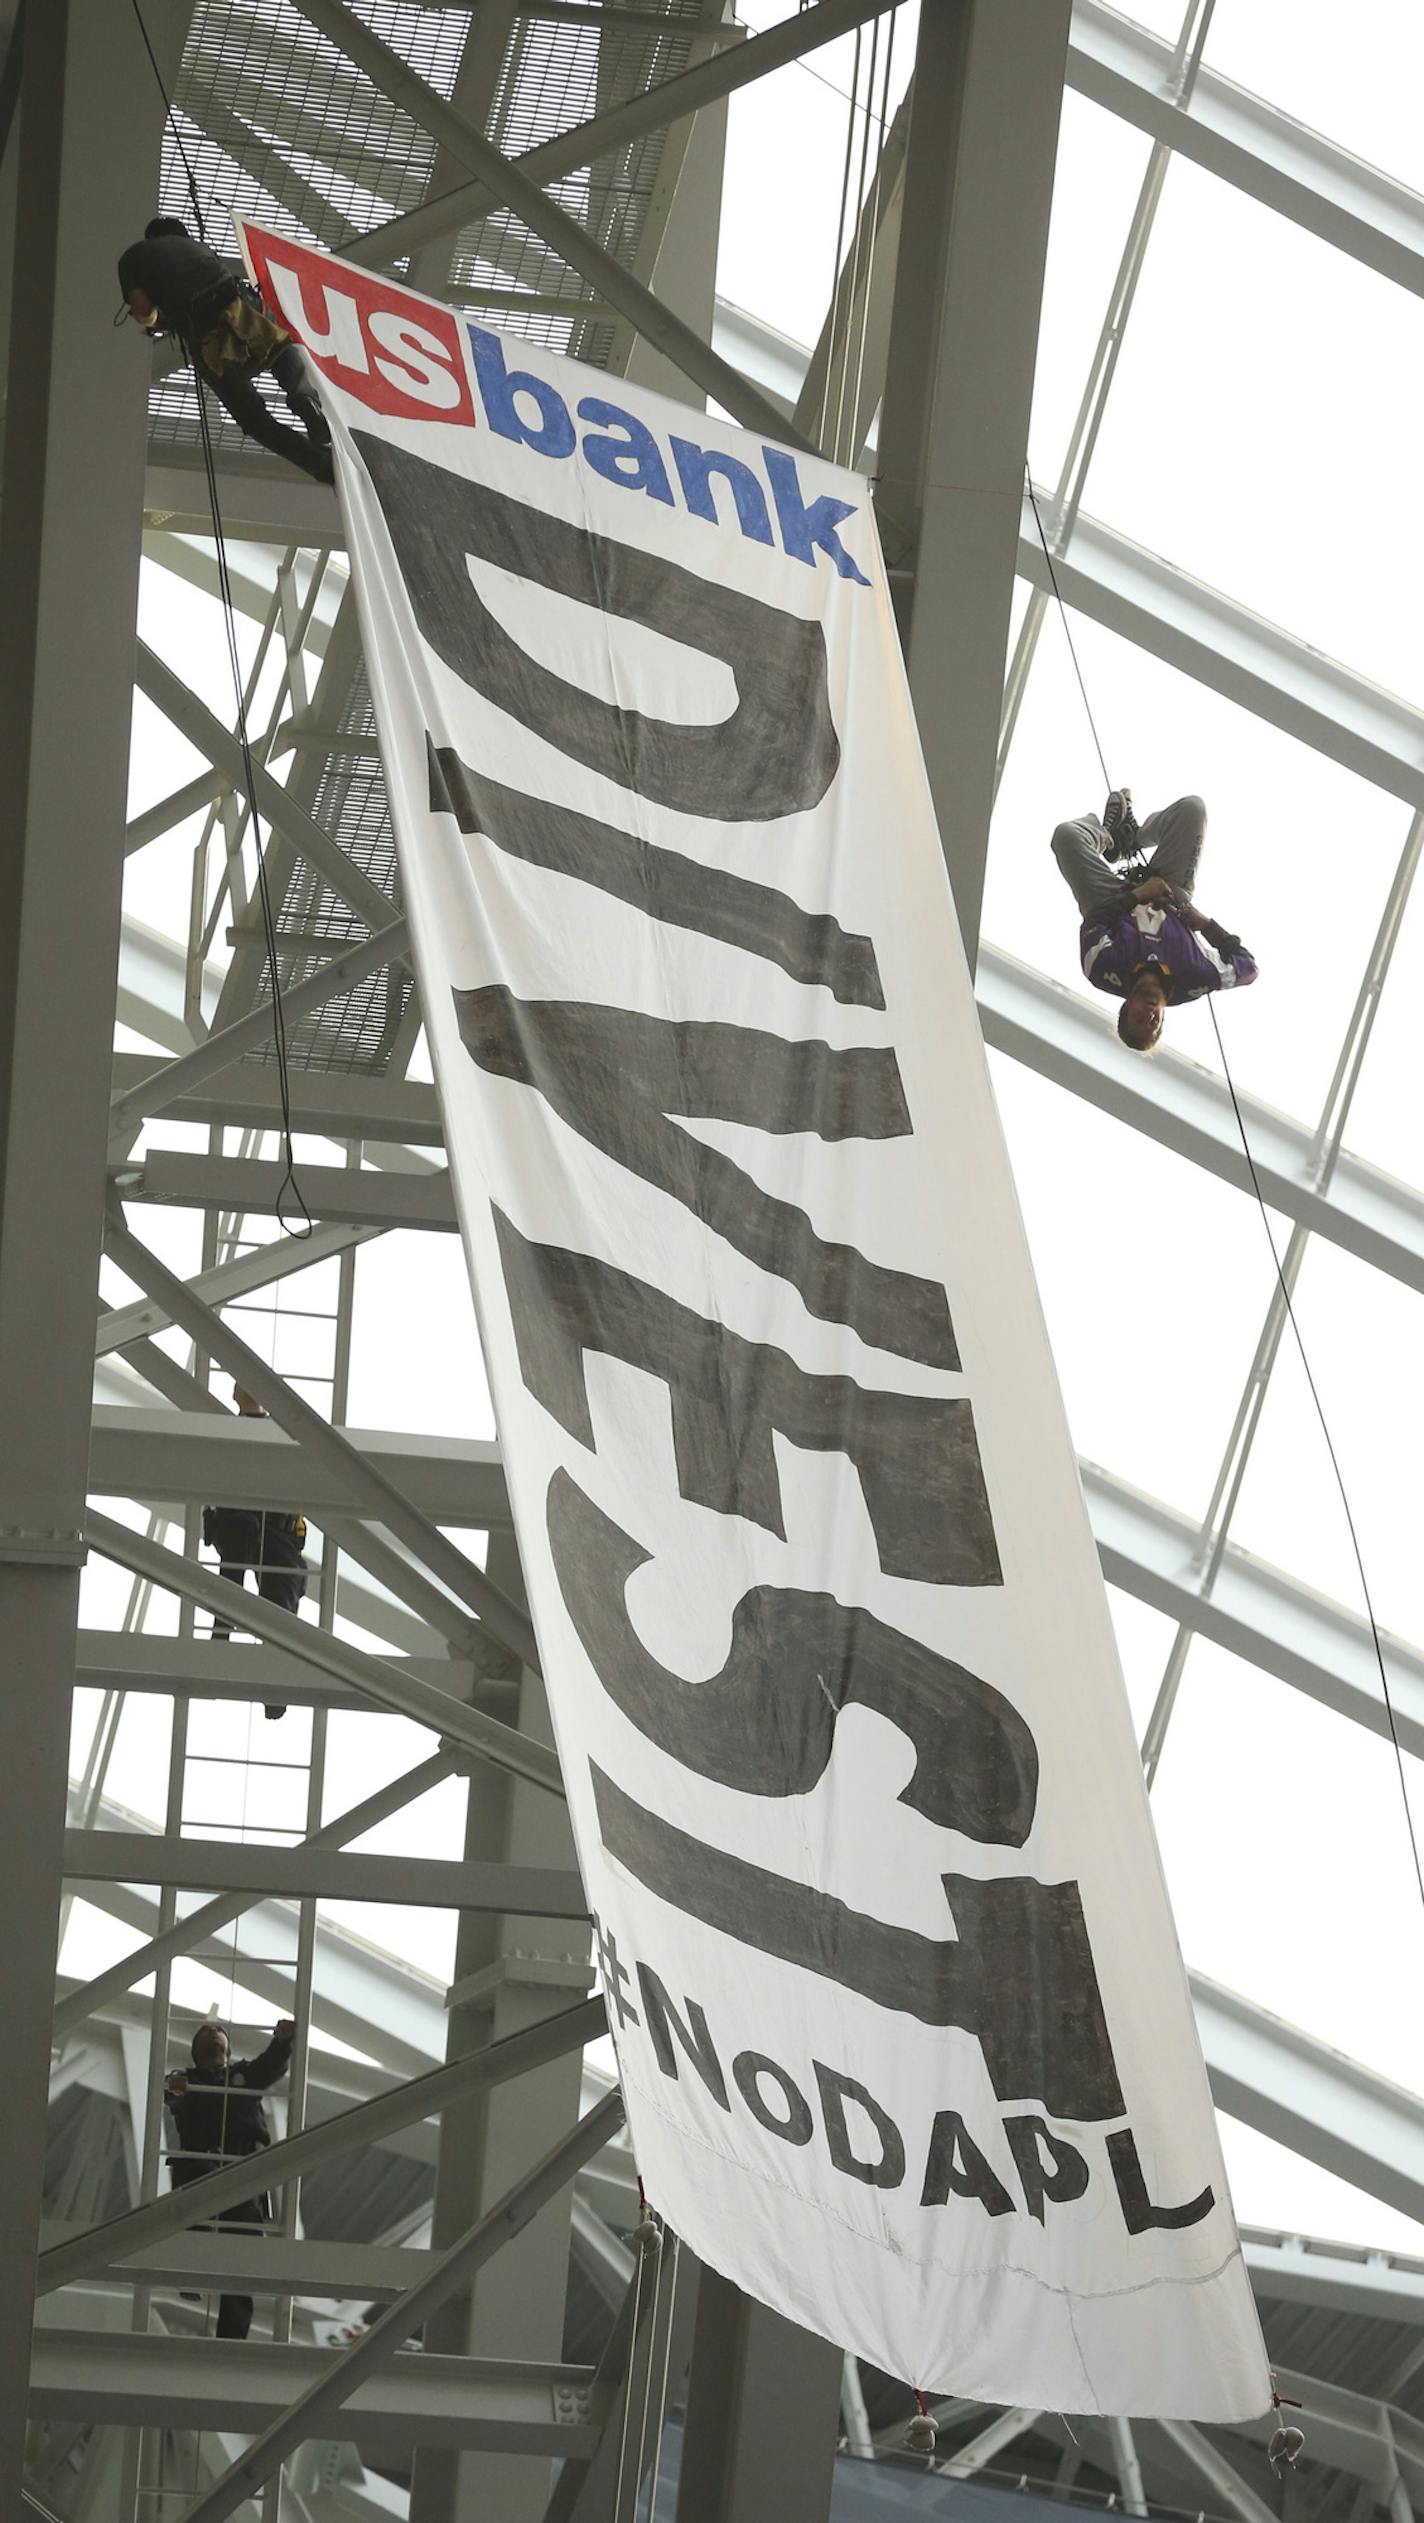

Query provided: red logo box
[240,222,475,428]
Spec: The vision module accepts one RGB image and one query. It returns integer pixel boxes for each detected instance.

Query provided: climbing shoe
[1102,788,1140,858]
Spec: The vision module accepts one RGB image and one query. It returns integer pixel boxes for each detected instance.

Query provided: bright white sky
[79,0,1424,2269]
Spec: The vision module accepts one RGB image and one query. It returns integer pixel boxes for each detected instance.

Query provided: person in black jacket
[117,217,333,484]
[203,1381,309,1721]
[165,2017,296,2341]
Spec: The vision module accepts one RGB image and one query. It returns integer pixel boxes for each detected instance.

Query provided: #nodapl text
[594,1914,1214,2237]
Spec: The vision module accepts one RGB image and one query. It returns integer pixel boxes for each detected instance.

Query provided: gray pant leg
[1140,794,1207,899]
[1051,814,1129,922]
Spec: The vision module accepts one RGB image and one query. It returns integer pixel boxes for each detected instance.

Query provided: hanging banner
[240,222,1269,2418]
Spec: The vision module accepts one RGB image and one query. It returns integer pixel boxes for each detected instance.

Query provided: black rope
[191,367,312,1237]
[1206,996,1424,1915]
[128,0,311,1237]
[1033,483,1424,1916]
[1025,471,1111,792]
[127,0,208,242]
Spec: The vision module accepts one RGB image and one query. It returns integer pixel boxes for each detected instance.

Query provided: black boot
[1102,788,1140,859]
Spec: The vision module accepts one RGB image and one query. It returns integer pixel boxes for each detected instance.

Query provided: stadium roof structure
[5,1,1424,2517]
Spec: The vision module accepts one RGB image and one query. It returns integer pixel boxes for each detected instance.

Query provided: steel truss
[9,0,1423,2518]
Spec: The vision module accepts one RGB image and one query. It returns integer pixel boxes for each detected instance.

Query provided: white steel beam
[95,1220,387,1359]
[72,1631,461,1711]
[1109,2415,1147,2518]
[187,2092,625,2522]
[38,1999,606,2298]
[139,530,343,648]
[1192,1974,1424,2225]
[334,0,892,286]
[91,1407,1424,1767]
[1242,2230,1424,2327]
[145,453,343,548]
[57,1923,447,2100]
[1083,1459,1424,1759]
[39,2227,443,2301]
[26,2330,599,2460]
[64,1831,586,1914]
[104,1215,537,1668]
[978,944,1424,1296]
[107,1056,442,1153]
[107,919,410,1145]
[87,1409,509,1526]
[1068,0,1424,303]
[125,767,226,857]
[135,640,397,932]
[119,1149,459,1230]
[55,1750,465,2040]
[791,88,911,464]
[56,1898,452,2092]
[1017,494,1424,810]
[84,1511,560,1795]
[290,0,815,446]
[1155,2420,1279,2523]
[116,916,222,1055]
[0,0,190,2492]
[73,1629,453,1710]
[941,2408,1042,2478]
[89,1354,503,1669]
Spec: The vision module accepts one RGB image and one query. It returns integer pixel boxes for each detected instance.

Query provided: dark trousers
[175,2189,266,2341]
[203,342,332,482]
[208,1508,306,1629]
[1050,795,1208,924]
[212,2196,265,2340]
[207,1508,306,1714]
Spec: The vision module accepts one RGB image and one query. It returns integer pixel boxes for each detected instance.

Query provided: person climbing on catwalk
[165,2017,296,2341]
[1050,790,1257,1054]
[202,1380,309,1720]
[117,217,334,484]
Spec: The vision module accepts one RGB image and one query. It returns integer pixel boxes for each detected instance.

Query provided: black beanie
[145,215,191,240]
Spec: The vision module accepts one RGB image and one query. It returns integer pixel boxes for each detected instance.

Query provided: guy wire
[1033,498,1424,1926]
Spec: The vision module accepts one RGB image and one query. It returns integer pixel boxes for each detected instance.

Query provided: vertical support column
[409,1530,589,2523]
[675,2269,844,2523]
[875,0,1071,963]
[0,0,186,2488]
[623,1,734,409]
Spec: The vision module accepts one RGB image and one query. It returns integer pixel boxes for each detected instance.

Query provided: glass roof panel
[1106,1584,1180,1739]
[347,1236,493,1439]
[1025,92,1156,489]
[1328,820,1424,1188]
[1220,2116,1424,2255]
[1228,1233,1424,1648]
[1116,0,1195,38]
[1151,1637,1424,2093]
[1204,0,1424,194]
[716,0,918,350]
[1085,155,1424,703]
[988,1053,1275,1516]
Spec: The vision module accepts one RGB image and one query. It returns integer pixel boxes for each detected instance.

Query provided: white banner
[241,223,1269,2418]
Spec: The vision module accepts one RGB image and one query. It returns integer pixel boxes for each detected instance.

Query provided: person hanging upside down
[1050,790,1257,1054]
[117,217,333,485]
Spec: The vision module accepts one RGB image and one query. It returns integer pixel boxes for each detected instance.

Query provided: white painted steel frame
[28,0,1424,2510]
